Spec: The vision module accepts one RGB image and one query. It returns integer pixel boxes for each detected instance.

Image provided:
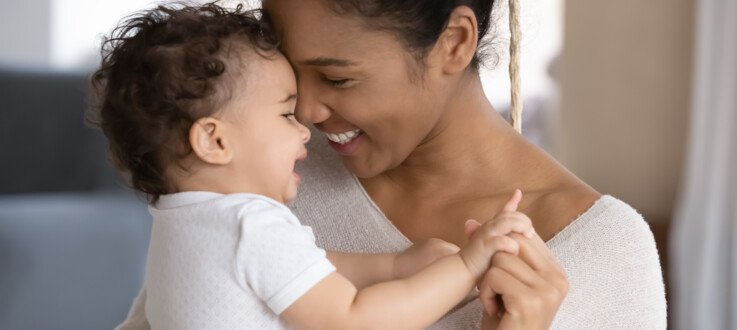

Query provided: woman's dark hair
[321,0,498,70]
[87,2,278,203]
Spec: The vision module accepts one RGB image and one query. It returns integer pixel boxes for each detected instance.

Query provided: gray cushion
[0,190,151,330]
[0,68,118,194]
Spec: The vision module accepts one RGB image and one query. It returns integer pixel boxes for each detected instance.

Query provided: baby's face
[219,52,310,203]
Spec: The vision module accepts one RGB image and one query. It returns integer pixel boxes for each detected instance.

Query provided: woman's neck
[364,75,562,203]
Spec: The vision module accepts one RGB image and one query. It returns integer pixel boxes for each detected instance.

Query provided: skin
[265,0,602,328]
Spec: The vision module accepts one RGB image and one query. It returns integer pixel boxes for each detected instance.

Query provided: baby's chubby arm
[281,190,533,329]
[326,238,460,289]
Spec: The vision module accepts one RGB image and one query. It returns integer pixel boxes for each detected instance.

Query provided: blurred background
[0,0,734,329]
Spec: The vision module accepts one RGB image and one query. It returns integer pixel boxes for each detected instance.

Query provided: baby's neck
[167,163,255,197]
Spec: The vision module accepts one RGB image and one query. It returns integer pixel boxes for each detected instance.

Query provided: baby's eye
[281,112,296,119]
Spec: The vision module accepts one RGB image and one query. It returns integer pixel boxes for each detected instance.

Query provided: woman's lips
[327,131,364,155]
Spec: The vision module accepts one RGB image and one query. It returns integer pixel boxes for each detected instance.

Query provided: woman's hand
[466,192,568,330]
[479,231,568,330]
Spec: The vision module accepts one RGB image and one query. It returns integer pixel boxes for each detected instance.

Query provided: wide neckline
[350,174,615,246]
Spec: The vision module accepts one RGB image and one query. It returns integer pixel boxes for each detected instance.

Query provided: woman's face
[265,0,448,178]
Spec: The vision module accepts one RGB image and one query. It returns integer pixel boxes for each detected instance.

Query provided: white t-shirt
[143,191,335,329]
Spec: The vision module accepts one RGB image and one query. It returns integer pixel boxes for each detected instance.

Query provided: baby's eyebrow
[302,57,357,67]
[281,94,297,103]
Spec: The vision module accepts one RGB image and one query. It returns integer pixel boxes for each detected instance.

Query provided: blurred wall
[0,0,51,68]
[555,0,694,223]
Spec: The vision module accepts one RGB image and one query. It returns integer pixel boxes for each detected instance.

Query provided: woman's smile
[324,129,365,155]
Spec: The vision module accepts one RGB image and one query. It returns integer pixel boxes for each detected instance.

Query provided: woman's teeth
[326,129,361,144]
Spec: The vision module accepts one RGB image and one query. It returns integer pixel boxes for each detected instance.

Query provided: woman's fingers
[479,264,530,314]
[510,232,563,279]
[481,250,568,330]
[490,251,544,288]
[501,234,570,313]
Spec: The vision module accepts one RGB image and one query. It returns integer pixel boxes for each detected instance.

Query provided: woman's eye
[321,76,351,88]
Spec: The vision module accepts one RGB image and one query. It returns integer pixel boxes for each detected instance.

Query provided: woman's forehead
[265,0,398,64]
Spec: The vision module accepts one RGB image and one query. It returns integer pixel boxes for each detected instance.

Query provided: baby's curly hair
[88,2,278,203]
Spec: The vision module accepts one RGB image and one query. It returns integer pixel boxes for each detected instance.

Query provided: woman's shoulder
[542,192,667,329]
[525,185,601,241]
[545,191,656,249]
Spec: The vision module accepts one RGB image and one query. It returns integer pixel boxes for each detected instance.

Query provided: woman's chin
[341,157,386,179]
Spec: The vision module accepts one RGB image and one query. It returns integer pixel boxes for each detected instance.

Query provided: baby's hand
[394,238,460,279]
[459,189,535,277]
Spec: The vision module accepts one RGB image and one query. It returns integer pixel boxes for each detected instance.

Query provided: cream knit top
[117,135,667,329]
[288,136,668,329]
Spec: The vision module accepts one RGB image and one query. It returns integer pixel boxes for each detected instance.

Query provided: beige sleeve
[114,287,150,330]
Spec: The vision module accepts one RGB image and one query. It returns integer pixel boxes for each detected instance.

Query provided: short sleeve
[235,201,335,315]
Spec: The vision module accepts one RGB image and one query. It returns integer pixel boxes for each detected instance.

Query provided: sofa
[0,68,151,330]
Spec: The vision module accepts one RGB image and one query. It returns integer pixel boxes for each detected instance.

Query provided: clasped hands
[395,190,568,330]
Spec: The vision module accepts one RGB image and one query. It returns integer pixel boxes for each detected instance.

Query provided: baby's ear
[189,117,232,165]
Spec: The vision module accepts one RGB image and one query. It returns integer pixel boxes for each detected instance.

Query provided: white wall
[555,0,694,222]
[0,0,212,71]
[0,0,52,69]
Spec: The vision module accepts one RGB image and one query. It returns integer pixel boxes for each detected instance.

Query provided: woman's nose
[295,85,331,125]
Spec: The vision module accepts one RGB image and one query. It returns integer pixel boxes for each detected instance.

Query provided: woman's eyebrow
[302,57,357,67]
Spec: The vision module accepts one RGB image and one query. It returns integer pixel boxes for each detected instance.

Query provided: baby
[89,3,534,329]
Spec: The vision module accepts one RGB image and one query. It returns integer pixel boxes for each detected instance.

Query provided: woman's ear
[189,117,233,165]
[433,5,479,74]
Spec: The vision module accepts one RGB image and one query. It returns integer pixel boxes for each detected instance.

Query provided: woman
[119,0,666,328]
[263,0,666,328]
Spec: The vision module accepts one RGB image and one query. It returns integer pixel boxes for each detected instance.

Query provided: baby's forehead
[215,46,295,110]
[221,38,287,76]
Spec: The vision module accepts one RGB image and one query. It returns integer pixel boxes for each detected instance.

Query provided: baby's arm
[326,252,395,289]
[282,192,532,329]
[283,253,476,329]
[326,238,460,289]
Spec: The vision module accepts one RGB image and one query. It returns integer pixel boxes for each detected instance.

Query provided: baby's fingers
[482,235,521,256]
[501,189,522,213]
[484,213,534,238]
[464,235,520,276]
[464,219,483,239]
